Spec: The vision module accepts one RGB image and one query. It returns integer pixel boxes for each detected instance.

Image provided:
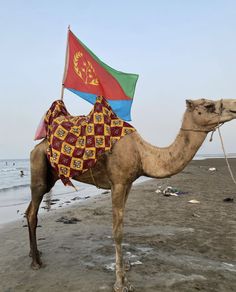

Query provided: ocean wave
[0,168,18,173]
[0,202,28,208]
[0,184,30,192]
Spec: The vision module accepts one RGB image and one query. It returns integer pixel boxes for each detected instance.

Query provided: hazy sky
[0,0,236,159]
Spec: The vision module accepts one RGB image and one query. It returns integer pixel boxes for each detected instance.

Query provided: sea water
[194,153,236,160]
[0,159,150,225]
[0,159,30,190]
[0,159,104,225]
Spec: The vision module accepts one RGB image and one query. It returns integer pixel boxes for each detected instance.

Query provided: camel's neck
[137,127,207,178]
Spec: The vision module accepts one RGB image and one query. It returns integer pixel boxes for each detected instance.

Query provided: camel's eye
[205,104,215,113]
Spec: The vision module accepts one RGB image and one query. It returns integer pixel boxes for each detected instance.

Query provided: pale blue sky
[0,0,236,159]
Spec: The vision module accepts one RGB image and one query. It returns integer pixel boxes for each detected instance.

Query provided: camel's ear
[186,99,195,111]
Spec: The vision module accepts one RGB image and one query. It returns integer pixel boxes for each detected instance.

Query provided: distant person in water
[20,170,24,177]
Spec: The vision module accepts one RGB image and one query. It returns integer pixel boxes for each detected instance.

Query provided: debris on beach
[71,196,80,201]
[208,167,217,172]
[104,260,142,272]
[222,262,235,268]
[40,203,56,212]
[192,213,200,218]
[155,186,188,197]
[23,224,42,228]
[223,197,234,203]
[155,188,162,194]
[131,260,143,266]
[59,245,71,251]
[102,191,110,195]
[41,206,50,210]
[104,262,116,271]
[188,199,200,204]
[93,208,105,216]
[56,216,81,224]
[43,198,60,203]
[41,198,61,211]
[104,249,144,272]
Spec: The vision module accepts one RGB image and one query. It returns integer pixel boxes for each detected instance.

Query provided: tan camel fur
[26,98,236,291]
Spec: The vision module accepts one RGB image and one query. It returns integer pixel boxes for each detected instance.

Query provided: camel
[26,98,236,291]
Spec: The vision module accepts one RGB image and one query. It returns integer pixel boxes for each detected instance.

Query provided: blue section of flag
[67,88,133,121]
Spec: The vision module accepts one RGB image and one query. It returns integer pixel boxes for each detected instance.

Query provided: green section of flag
[78,37,139,99]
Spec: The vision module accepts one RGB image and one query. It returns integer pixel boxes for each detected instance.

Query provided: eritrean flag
[63,29,138,121]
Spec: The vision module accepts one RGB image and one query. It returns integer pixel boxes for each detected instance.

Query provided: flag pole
[61,25,70,100]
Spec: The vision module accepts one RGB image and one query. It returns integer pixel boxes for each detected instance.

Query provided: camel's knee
[26,184,46,222]
[113,233,123,245]
[25,202,32,216]
[26,205,38,225]
[112,210,124,242]
[113,222,124,245]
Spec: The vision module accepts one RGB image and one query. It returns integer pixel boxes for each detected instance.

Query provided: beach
[0,158,236,292]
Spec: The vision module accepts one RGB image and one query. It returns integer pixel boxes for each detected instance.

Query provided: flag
[63,29,138,121]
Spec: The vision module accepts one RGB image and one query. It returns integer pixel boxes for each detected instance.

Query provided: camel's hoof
[126,283,134,292]
[31,262,42,270]
[124,277,134,291]
[113,283,134,292]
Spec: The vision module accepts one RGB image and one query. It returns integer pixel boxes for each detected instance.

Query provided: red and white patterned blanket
[44,96,136,186]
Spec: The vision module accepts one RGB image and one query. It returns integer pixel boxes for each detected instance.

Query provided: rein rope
[89,168,100,189]
[217,127,236,185]
[209,100,236,185]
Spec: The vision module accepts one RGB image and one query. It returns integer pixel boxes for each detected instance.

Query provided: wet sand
[0,158,235,292]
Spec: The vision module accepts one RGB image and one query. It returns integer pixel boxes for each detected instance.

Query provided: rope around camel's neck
[217,127,236,185]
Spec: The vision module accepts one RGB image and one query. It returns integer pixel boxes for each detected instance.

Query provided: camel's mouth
[229,110,236,114]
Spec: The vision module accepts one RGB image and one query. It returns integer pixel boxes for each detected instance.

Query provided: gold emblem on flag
[73,52,99,86]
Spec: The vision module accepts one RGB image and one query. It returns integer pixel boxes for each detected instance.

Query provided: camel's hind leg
[25,193,44,269]
[25,144,56,269]
[112,183,134,292]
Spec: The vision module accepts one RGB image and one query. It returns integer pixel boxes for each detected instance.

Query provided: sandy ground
[0,158,236,292]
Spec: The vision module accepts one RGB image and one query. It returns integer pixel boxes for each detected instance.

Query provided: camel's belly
[73,154,111,189]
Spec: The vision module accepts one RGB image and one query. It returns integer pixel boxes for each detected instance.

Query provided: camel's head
[185,98,236,131]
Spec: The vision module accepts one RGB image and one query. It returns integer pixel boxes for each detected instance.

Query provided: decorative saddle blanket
[45,96,136,186]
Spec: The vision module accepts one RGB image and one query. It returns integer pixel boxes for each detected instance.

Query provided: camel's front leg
[112,183,133,292]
